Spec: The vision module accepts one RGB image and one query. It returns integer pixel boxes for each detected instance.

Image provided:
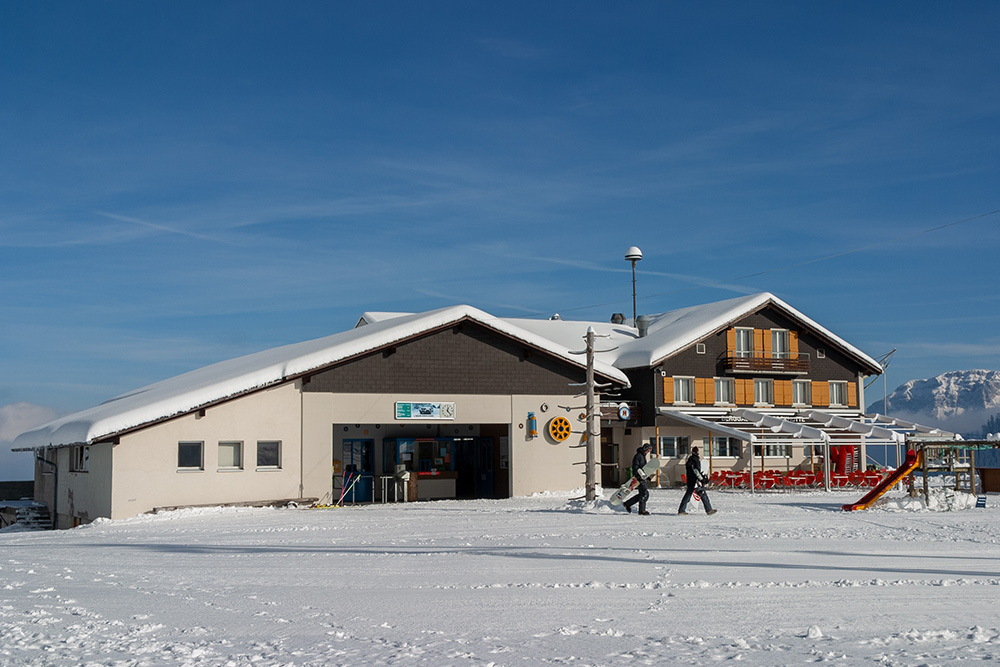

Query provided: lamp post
[625,246,642,326]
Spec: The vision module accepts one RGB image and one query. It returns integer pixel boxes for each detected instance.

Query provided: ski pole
[337,473,354,506]
[339,474,362,506]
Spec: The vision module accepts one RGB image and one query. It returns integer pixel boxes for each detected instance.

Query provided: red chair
[863,473,882,488]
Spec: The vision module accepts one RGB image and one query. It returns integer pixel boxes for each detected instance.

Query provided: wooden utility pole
[585,327,597,501]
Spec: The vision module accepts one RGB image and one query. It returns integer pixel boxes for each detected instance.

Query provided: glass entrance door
[342,439,374,502]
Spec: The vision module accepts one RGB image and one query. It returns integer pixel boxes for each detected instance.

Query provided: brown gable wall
[660,306,862,384]
[303,323,584,395]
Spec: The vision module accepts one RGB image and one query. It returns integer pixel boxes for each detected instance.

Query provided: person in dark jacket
[623,443,653,515]
[678,446,717,515]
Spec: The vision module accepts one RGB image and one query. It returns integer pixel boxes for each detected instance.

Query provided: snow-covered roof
[13,305,630,450]
[508,292,883,372]
[609,292,881,371]
[13,292,882,451]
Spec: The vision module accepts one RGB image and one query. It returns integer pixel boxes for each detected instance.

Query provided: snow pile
[878,488,980,512]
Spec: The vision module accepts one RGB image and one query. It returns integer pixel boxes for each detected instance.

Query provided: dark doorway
[454,437,494,499]
[601,428,620,487]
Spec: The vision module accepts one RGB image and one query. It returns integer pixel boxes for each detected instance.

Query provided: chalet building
[13,292,948,528]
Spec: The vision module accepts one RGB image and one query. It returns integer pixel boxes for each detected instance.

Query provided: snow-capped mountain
[867,369,1000,437]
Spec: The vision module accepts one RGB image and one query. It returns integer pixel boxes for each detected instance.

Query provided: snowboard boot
[677,511,688,515]
[706,509,718,515]
[638,510,650,515]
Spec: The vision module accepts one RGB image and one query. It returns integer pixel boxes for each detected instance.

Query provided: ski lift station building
[14,292,949,528]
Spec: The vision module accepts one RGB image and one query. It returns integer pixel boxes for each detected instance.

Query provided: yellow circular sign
[548,416,572,441]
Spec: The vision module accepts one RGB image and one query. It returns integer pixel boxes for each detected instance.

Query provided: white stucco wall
[509,396,590,496]
[109,382,304,519]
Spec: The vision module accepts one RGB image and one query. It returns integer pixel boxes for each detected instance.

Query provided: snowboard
[608,456,660,506]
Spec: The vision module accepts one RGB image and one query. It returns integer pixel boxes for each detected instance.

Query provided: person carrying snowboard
[623,443,653,515]
[678,446,717,515]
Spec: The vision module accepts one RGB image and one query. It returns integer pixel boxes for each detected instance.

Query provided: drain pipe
[35,452,57,530]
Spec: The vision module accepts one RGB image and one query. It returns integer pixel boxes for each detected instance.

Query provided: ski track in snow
[2,489,999,666]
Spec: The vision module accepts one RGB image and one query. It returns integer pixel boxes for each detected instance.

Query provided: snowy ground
[2,487,999,666]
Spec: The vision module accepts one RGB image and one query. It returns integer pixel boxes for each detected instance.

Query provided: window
[41,448,55,475]
[673,377,695,404]
[754,443,792,457]
[707,436,742,457]
[218,441,243,470]
[70,445,89,472]
[178,442,204,470]
[650,436,689,458]
[715,377,735,405]
[793,380,812,406]
[696,343,706,354]
[829,381,849,407]
[772,329,790,359]
[754,378,774,405]
[257,441,282,469]
[734,327,753,358]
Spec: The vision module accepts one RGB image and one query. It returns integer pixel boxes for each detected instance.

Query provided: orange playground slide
[842,449,921,512]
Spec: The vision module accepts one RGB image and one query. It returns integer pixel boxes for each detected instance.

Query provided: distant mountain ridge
[867,369,1000,437]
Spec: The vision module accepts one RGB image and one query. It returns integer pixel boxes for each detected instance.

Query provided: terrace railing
[722,352,811,375]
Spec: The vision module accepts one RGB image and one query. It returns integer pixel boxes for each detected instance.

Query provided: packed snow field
[2,487,999,666]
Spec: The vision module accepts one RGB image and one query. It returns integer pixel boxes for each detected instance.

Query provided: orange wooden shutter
[754,329,765,357]
[763,329,773,358]
[848,382,858,408]
[776,380,793,406]
[813,381,830,407]
[695,378,712,404]
[789,331,799,358]
[736,378,752,405]
[663,376,674,404]
[726,328,736,353]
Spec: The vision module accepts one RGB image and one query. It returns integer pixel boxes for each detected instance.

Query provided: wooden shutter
[789,331,799,358]
[726,328,736,353]
[695,378,712,404]
[736,378,752,405]
[775,380,793,406]
[762,329,773,358]
[813,381,830,407]
[662,376,674,404]
[848,382,858,408]
[754,329,765,358]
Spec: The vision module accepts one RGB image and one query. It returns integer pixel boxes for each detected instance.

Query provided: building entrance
[341,438,374,502]
[453,437,494,499]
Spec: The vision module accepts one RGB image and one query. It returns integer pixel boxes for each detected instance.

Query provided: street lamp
[625,246,642,326]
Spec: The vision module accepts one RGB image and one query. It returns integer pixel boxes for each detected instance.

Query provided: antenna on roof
[865,349,897,415]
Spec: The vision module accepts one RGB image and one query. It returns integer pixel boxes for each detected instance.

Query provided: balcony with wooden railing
[722,351,811,375]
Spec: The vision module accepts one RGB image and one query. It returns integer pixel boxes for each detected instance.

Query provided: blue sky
[2,2,999,478]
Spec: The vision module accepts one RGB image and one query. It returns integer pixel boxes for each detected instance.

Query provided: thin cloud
[0,402,57,442]
[94,211,233,244]
[897,341,1000,357]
